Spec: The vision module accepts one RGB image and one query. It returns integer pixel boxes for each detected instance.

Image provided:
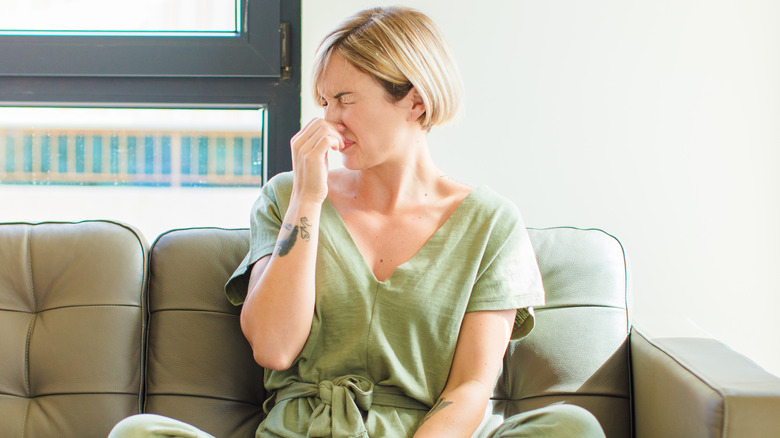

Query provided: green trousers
[108,404,605,438]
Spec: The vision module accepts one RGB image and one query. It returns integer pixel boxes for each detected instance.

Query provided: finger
[290,118,324,150]
[301,123,344,154]
[292,120,331,150]
[316,124,345,152]
[316,121,346,151]
[311,133,342,157]
[292,131,339,173]
[290,121,321,168]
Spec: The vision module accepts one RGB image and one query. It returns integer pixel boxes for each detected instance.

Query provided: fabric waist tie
[272,375,430,438]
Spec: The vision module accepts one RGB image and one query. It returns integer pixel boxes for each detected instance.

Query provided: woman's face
[317,53,423,170]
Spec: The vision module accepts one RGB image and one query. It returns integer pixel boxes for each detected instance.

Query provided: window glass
[0,107,265,187]
[0,0,240,35]
[0,106,266,238]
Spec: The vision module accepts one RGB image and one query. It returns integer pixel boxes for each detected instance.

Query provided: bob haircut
[312,6,463,130]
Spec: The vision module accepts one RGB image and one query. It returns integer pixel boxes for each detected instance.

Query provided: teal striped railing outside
[0,130,263,187]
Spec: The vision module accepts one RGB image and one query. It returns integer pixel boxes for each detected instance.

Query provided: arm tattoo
[419,397,453,427]
[274,217,312,257]
[275,224,298,257]
[300,217,311,241]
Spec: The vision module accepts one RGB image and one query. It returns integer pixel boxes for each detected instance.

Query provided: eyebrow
[333,92,353,99]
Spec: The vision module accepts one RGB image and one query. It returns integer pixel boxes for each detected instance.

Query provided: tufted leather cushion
[144,227,265,437]
[0,221,147,437]
[489,227,631,437]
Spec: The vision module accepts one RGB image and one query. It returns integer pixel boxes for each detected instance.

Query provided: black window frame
[0,0,298,178]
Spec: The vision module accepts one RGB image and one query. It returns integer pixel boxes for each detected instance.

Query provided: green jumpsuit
[224,173,545,437]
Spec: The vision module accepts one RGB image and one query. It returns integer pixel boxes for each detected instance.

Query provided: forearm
[240,197,322,370]
[414,310,515,437]
[413,380,492,438]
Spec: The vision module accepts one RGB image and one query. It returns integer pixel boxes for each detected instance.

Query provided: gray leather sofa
[1,220,778,437]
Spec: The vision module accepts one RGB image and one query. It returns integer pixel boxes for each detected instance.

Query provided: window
[0,107,265,187]
[0,0,300,236]
[0,0,298,176]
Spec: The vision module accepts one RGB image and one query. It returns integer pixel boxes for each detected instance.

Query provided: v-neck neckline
[322,186,486,284]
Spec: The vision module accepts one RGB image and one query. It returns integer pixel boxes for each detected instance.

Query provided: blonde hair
[312,6,463,130]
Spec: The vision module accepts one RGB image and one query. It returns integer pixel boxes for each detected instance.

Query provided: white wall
[301,0,780,376]
[0,185,259,242]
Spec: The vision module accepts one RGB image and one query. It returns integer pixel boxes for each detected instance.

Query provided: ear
[405,87,426,123]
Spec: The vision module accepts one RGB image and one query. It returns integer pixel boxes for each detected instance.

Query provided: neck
[350,138,443,214]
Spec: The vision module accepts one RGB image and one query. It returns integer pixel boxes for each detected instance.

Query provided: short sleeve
[465,198,545,340]
[224,173,293,306]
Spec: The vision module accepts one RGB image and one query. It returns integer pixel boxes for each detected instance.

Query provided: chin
[341,161,363,171]
[339,155,362,171]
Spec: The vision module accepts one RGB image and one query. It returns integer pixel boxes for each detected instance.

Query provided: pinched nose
[335,123,347,132]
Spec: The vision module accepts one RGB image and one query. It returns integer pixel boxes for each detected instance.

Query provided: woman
[110,6,605,438]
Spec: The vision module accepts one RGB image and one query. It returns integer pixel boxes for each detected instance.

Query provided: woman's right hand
[290,118,345,204]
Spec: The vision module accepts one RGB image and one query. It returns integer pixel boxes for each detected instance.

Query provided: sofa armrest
[631,328,780,437]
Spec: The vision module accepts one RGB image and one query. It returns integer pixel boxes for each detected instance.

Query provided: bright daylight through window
[0,0,240,35]
[0,107,266,238]
[0,107,265,187]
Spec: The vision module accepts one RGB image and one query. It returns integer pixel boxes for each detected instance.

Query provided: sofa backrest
[0,221,147,438]
[145,226,631,437]
[144,227,265,437]
[0,222,630,437]
[495,227,631,437]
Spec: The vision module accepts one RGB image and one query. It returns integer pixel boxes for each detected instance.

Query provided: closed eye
[319,92,355,108]
[334,92,355,104]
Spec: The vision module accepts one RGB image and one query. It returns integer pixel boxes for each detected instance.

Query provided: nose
[323,105,339,124]
[323,107,346,132]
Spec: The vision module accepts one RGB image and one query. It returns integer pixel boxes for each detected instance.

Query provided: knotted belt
[272,375,429,438]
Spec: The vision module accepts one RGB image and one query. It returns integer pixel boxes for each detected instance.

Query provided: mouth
[341,139,355,151]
